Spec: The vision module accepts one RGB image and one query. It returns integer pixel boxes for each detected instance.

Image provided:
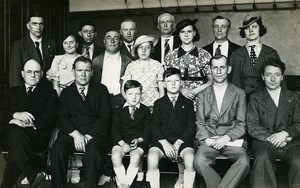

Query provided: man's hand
[119,140,131,153]
[180,88,196,100]
[159,139,176,158]
[173,139,184,151]
[266,131,289,148]
[9,119,35,128]
[84,134,93,144]
[13,112,35,124]
[204,138,216,147]
[211,135,231,150]
[70,130,86,152]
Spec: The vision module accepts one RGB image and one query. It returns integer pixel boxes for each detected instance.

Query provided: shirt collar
[167,93,179,101]
[75,83,89,92]
[104,51,120,58]
[30,35,42,43]
[25,83,36,91]
[177,45,199,58]
[123,102,140,109]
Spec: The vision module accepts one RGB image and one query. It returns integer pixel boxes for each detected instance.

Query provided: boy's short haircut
[124,80,143,93]
[163,67,181,80]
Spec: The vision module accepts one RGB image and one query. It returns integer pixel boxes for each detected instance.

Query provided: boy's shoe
[174,177,184,188]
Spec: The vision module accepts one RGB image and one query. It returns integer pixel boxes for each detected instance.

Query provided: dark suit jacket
[195,83,246,141]
[151,94,196,144]
[9,36,56,87]
[229,44,281,94]
[111,104,151,145]
[203,40,240,59]
[92,52,132,84]
[120,42,138,60]
[58,81,112,138]
[0,83,57,138]
[77,43,104,60]
[247,88,300,149]
[150,37,181,63]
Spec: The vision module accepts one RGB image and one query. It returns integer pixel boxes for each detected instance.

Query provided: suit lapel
[219,84,235,118]
[258,89,278,116]
[206,86,219,116]
[275,90,290,128]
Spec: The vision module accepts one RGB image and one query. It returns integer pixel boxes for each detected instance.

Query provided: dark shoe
[131,180,150,188]
[30,172,45,188]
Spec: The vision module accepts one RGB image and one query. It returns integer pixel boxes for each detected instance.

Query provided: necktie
[79,87,86,101]
[171,97,176,108]
[130,106,136,120]
[27,87,33,96]
[164,39,170,57]
[35,42,43,62]
[215,44,221,56]
[249,45,258,65]
[127,44,132,53]
[85,46,90,59]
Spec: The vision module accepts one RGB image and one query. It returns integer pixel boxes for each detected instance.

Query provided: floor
[0,154,289,188]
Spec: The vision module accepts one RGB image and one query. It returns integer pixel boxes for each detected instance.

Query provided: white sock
[114,165,126,184]
[146,170,160,188]
[183,170,196,188]
[136,172,144,181]
[125,165,139,186]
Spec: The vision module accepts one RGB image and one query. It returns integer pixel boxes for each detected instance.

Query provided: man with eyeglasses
[0,59,57,188]
[78,21,104,60]
[9,12,56,88]
[203,15,240,58]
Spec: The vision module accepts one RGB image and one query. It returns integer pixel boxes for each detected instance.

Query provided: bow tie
[177,46,199,58]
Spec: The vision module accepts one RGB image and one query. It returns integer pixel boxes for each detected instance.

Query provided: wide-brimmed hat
[239,15,262,29]
[131,35,158,57]
[172,18,198,36]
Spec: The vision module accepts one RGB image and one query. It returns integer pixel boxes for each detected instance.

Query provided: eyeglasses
[25,70,41,75]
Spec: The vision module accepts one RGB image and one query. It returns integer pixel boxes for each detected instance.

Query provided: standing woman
[229,15,281,99]
[46,32,81,96]
[46,32,82,184]
[122,35,165,108]
[165,18,212,108]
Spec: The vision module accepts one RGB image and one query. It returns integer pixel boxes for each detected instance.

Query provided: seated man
[51,56,112,188]
[194,55,250,188]
[146,68,196,188]
[247,59,300,188]
[0,59,57,188]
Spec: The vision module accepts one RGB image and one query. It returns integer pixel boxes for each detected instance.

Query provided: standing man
[78,21,104,60]
[9,12,56,88]
[119,19,138,60]
[203,15,240,58]
[150,13,180,67]
[0,59,57,188]
[247,59,300,188]
[51,56,112,188]
[194,55,250,188]
[93,29,132,110]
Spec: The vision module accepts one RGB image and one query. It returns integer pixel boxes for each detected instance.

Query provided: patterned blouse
[122,58,164,107]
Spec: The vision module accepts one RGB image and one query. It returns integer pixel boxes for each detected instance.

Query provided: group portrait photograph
[0,0,300,188]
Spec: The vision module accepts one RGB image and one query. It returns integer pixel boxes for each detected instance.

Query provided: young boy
[111,80,151,188]
[146,67,196,188]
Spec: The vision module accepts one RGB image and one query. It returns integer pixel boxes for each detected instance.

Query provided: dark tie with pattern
[127,44,132,53]
[130,106,136,120]
[27,87,33,96]
[35,42,43,62]
[79,87,86,101]
[215,44,221,56]
[250,45,258,65]
[85,46,90,59]
[164,39,170,57]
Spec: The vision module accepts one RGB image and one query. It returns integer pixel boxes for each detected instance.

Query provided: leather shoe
[98,175,111,185]
[31,172,45,188]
